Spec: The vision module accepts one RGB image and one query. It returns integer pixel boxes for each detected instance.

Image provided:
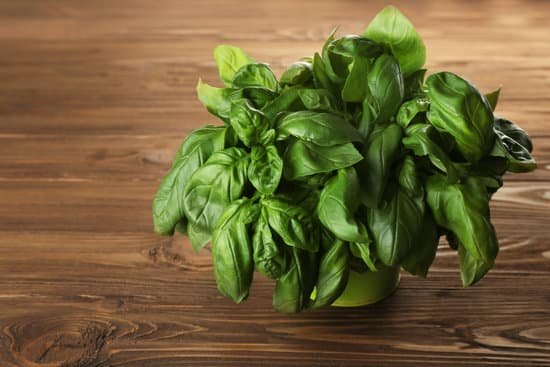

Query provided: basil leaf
[252,209,288,279]
[341,56,370,102]
[248,145,283,195]
[401,211,439,277]
[426,174,499,267]
[364,5,426,76]
[485,88,500,112]
[196,79,240,121]
[262,198,319,252]
[403,69,427,100]
[298,88,339,112]
[367,54,405,122]
[214,45,254,86]
[183,147,249,232]
[229,99,269,147]
[188,222,211,252]
[294,173,331,189]
[328,35,383,63]
[242,87,278,109]
[263,87,340,121]
[153,125,228,235]
[491,116,536,173]
[283,139,363,180]
[325,35,384,102]
[367,157,424,266]
[261,87,302,120]
[233,63,279,92]
[320,29,344,86]
[277,111,362,146]
[318,167,369,242]
[358,54,404,137]
[212,199,257,303]
[427,72,495,163]
[358,123,403,208]
[273,247,317,313]
[349,242,378,271]
[458,241,492,287]
[492,130,536,173]
[262,197,319,252]
[403,124,458,182]
[396,97,429,128]
[310,239,349,308]
[312,52,335,93]
[280,61,314,86]
[494,116,533,153]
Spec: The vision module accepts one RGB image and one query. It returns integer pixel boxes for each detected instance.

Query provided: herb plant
[153,6,536,312]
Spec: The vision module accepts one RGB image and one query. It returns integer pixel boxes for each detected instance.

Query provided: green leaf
[280,61,314,86]
[403,69,427,100]
[214,45,254,86]
[273,247,317,313]
[277,111,362,146]
[242,87,277,109]
[485,88,501,112]
[229,99,269,147]
[252,209,288,279]
[367,54,405,122]
[401,211,439,277]
[328,35,383,61]
[261,87,302,120]
[152,126,228,235]
[364,5,426,76]
[491,116,536,173]
[312,52,335,93]
[458,241,492,287]
[262,197,319,252]
[262,87,339,121]
[196,79,239,121]
[248,145,283,195]
[357,123,403,208]
[427,72,495,163]
[326,36,383,101]
[318,168,369,242]
[310,240,349,308]
[357,54,404,137]
[367,157,424,266]
[341,56,370,103]
[425,174,499,267]
[349,242,378,271]
[494,116,533,153]
[212,199,256,303]
[358,95,380,139]
[283,139,363,180]
[297,89,339,112]
[188,222,211,252]
[396,97,429,128]
[232,63,279,92]
[402,124,458,182]
[320,29,344,85]
[492,130,536,173]
[183,147,249,232]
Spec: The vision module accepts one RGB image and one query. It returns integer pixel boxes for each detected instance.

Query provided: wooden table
[1,1,549,366]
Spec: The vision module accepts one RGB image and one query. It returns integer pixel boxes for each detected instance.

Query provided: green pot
[312,266,400,307]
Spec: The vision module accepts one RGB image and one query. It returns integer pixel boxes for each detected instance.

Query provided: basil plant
[153,6,536,313]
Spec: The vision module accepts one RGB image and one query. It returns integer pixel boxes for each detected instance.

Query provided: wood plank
[0,0,549,366]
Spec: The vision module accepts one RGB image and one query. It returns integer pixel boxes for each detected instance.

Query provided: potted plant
[152,6,536,312]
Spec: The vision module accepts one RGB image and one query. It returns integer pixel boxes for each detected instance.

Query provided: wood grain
[1,0,549,366]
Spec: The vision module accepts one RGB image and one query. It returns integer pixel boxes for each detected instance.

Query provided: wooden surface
[1,0,549,366]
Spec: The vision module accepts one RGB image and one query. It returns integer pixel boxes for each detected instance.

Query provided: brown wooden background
[1,0,549,366]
